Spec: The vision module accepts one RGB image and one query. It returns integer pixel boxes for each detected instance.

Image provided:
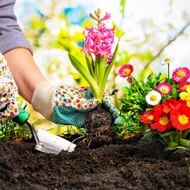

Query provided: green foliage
[0,120,31,142]
[118,72,167,134]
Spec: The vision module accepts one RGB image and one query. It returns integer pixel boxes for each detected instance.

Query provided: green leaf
[101,43,119,93]
[180,138,190,150]
[94,55,100,84]
[122,86,130,95]
[85,56,94,77]
[98,54,108,96]
[68,53,102,102]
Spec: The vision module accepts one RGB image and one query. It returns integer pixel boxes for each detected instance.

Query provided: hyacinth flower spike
[69,9,118,103]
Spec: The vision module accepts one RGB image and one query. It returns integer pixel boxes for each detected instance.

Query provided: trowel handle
[13,108,30,125]
[13,108,41,145]
[25,120,41,145]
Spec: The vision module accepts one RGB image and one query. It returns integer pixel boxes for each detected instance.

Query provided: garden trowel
[13,108,76,154]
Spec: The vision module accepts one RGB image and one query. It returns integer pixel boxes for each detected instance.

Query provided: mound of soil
[0,136,190,190]
[0,106,190,190]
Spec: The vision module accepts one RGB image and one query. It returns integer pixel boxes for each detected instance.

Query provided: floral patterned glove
[31,82,120,127]
[102,93,123,125]
[52,85,99,127]
[0,53,19,122]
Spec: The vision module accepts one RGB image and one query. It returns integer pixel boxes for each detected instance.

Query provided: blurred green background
[14,0,190,129]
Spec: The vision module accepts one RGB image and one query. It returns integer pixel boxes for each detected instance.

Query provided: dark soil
[0,106,190,190]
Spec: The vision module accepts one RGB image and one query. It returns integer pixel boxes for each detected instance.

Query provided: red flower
[162,98,178,114]
[157,82,172,95]
[152,104,163,120]
[151,104,172,132]
[178,81,190,92]
[139,110,154,124]
[151,114,172,132]
[170,100,190,130]
[119,64,134,78]
[172,67,190,83]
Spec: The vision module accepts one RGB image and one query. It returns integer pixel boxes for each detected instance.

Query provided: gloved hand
[0,53,19,122]
[31,81,120,128]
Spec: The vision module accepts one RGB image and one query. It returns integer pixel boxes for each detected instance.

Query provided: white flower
[161,57,174,65]
[145,90,161,106]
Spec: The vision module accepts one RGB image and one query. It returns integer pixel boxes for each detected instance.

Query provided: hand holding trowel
[0,103,76,154]
[0,54,76,154]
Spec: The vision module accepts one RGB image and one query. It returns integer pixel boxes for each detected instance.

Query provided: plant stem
[168,63,170,79]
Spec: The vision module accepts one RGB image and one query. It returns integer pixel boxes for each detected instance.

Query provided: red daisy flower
[157,82,172,95]
[170,100,190,130]
[172,67,190,83]
[119,64,134,78]
[178,81,190,92]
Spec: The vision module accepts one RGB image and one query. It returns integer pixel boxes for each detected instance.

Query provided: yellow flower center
[164,57,171,63]
[161,87,168,93]
[147,115,153,120]
[150,95,157,101]
[159,116,169,125]
[178,114,189,125]
[124,68,131,75]
[177,71,185,77]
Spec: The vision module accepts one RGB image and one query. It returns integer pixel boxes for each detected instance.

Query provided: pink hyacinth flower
[119,64,134,78]
[157,82,172,95]
[82,23,115,63]
[100,12,111,21]
[172,67,190,83]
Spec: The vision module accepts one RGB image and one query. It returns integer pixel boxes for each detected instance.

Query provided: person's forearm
[4,48,46,103]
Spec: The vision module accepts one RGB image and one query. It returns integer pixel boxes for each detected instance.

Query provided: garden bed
[0,136,190,190]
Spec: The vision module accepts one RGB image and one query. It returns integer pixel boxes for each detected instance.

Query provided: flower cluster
[119,59,190,150]
[82,22,115,63]
[69,9,118,103]
[140,99,190,132]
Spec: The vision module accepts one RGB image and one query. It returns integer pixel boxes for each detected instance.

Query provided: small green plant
[0,120,31,141]
[48,125,87,137]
